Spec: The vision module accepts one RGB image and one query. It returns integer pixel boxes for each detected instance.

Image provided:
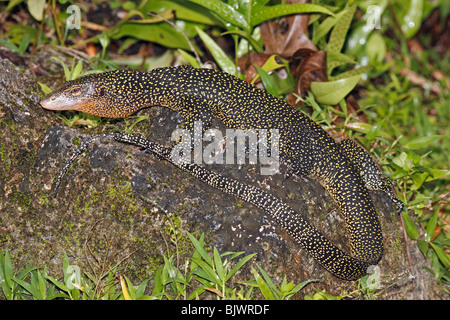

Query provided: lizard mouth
[40,95,85,111]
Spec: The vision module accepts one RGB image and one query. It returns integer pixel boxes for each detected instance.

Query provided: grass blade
[187,232,213,266]
[213,247,225,283]
[251,267,275,300]
[225,253,256,282]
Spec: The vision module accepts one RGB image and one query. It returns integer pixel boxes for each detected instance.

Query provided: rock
[0,58,444,299]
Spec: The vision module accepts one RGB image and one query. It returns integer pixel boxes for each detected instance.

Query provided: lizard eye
[98,87,105,96]
[70,87,81,95]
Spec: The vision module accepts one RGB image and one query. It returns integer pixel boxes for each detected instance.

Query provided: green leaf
[289,279,318,297]
[135,277,151,298]
[195,26,236,75]
[12,277,41,299]
[392,151,414,171]
[251,3,333,28]
[27,0,46,21]
[425,208,439,242]
[151,266,164,296]
[402,212,419,240]
[366,33,386,63]
[404,135,443,149]
[36,270,47,300]
[190,257,218,283]
[213,247,225,283]
[311,74,362,105]
[177,49,200,68]
[225,253,256,282]
[325,2,356,53]
[251,267,275,300]
[256,264,280,299]
[430,243,450,268]
[6,0,24,12]
[143,0,217,26]
[329,65,371,81]
[123,275,136,300]
[0,251,13,298]
[45,275,70,294]
[395,0,424,38]
[72,61,84,80]
[113,23,191,51]
[187,232,213,266]
[312,8,348,44]
[344,122,373,134]
[254,65,278,97]
[189,0,247,29]
[38,82,52,95]
[417,240,428,257]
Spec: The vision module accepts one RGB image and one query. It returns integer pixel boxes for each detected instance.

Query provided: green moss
[11,191,32,211]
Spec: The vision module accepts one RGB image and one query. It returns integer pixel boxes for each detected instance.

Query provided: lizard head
[40,70,153,118]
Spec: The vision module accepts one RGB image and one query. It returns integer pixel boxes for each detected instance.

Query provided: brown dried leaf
[260,0,317,58]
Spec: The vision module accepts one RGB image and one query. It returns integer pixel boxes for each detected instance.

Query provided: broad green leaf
[392,151,415,172]
[177,49,200,68]
[366,33,386,63]
[311,74,362,105]
[251,267,275,300]
[257,264,280,298]
[151,266,164,296]
[12,277,41,299]
[404,135,443,149]
[326,51,357,72]
[430,243,450,268]
[254,65,278,97]
[0,251,13,298]
[143,0,217,25]
[225,253,256,282]
[38,82,52,95]
[187,232,213,266]
[45,275,70,293]
[251,3,333,28]
[402,212,419,240]
[36,270,47,300]
[189,0,247,29]
[425,208,439,242]
[113,23,191,50]
[195,27,236,75]
[72,61,84,80]
[190,257,218,283]
[395,0,424,38]
[27,0,46,21]
[417,240,428,257]
[344,122,373,134]
[427,169,449,181]
[213,247,225,282]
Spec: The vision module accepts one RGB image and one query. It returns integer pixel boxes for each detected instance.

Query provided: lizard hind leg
[338,139,403,212]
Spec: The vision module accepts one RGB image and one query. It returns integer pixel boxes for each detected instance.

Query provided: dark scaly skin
[41,66,402,280]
